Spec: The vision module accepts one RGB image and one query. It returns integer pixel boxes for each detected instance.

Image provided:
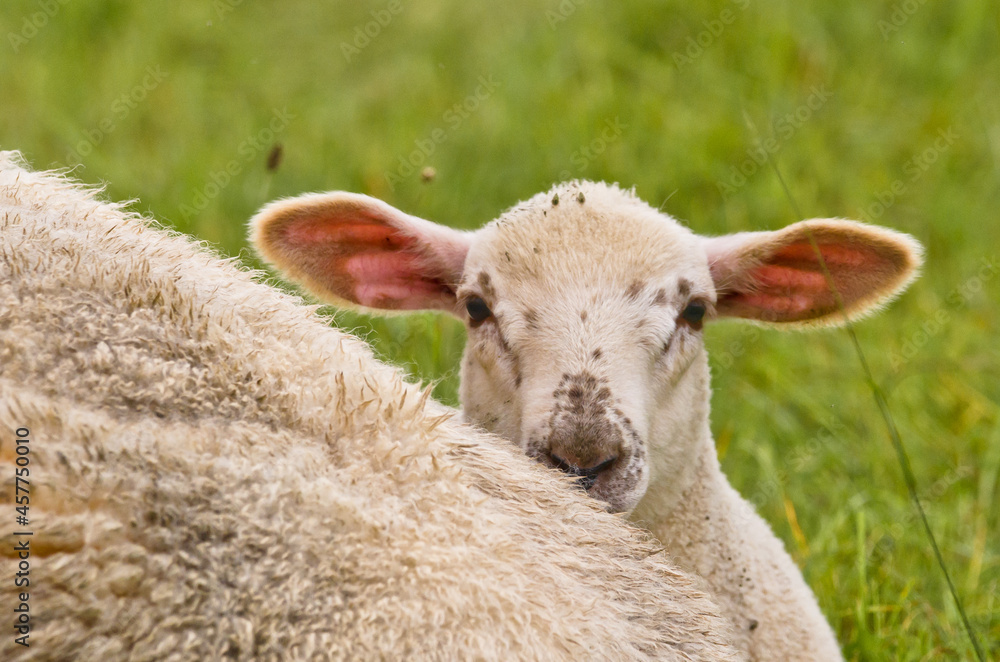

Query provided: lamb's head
[451,184,721,513]
[250,181,922,513]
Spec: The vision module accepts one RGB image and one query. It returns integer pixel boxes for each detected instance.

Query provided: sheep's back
[0,152,740,662]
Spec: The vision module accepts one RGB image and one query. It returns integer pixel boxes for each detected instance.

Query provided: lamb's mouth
[587,465,645,514]
[550,454,617,491]
[538,448,644,514]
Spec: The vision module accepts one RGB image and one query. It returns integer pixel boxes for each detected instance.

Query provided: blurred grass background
[2,0,998,658]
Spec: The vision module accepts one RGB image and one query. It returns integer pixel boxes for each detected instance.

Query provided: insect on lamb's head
[250,181,923,513]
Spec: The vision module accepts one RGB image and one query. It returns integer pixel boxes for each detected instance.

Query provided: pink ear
[250,192,472,313]
[701,219,923,326]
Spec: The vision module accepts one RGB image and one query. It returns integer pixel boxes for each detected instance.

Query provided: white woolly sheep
[0,154,744,661]
[251,180,923,661]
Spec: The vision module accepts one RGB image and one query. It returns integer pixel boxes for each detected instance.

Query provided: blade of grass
[767,156,986,662]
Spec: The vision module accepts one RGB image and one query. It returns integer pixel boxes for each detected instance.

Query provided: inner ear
[721,240,887,321]
[250,192,472,314]
[704,219,923,326]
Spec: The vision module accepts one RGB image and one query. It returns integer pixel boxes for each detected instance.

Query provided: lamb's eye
[679,301,707,329]
[466,296,493,324]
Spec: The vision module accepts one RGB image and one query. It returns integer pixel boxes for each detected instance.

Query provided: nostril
[578,456,618,489]
[549,452,576,476]
[590,456,617,477]
[548,453,618,490]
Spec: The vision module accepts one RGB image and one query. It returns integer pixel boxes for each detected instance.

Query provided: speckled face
[455,183,716,513]
[254,178,924,518]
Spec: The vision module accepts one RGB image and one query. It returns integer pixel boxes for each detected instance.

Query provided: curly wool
[0,153,742,662]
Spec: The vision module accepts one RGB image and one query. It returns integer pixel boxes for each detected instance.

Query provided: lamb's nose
[548,452,618,490]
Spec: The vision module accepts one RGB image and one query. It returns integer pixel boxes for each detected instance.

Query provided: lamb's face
[251,180,923,515]
[456,184,716,512]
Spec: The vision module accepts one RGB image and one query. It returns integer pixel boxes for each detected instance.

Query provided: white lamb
[0,156,743,661]
[251,180,923,661]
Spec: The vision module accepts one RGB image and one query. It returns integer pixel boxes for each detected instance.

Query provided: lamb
[251,180,923,661]
[0,153,744,661]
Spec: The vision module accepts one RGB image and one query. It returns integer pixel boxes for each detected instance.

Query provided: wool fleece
[0,152,742,662]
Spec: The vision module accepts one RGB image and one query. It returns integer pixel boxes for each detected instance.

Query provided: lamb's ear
[250,192,472,314]
[700,219,923,327]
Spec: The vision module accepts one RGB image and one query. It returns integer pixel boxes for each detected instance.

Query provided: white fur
[251,180,924,661]
[0,156,744,661]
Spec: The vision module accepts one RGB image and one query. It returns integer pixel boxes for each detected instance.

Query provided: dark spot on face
[591,348,602,360]
[552,193,560,205]
[496,326,511,353]
[748,619,759,632]
[539,371,647,510]
[580,310,588,322]
[505,251,511,263]
[626,280,645,301]
[577,191,585,203]
[678,278,692,298]
[488,319,520,387]
[653,288,668,306]
[474,271,496,301]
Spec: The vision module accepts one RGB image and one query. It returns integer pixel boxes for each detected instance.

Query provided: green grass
[3,1,998,658]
